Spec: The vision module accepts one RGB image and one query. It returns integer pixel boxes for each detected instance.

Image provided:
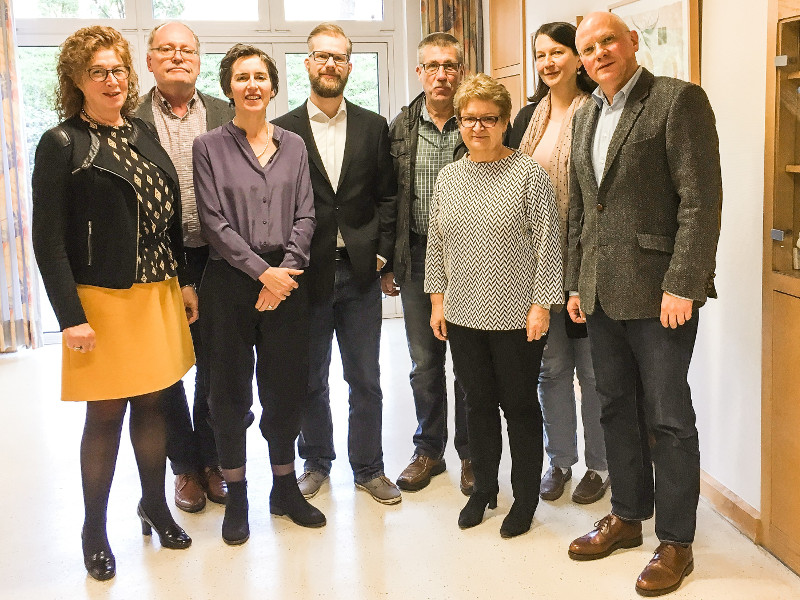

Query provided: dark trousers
[400,235,468,460]
[447,323,545,504]
[298,258,384,484]
[200,256,309,468]
[586,302,700,544]
[164,245,218,475]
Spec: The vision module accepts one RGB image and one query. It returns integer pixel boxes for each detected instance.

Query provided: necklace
[81,108,125,128]
[234,119,271,158]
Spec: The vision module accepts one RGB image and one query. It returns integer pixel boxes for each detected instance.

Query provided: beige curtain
[421,0,484,74]
[0,0,41,351]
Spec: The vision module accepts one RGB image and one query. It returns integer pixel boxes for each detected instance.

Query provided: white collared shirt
[590,66,643,184]
[307,98,347,193]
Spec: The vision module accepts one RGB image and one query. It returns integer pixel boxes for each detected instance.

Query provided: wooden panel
[489,0,523,70]
[700,471,762,543]
[496,73,522,120]
[771,291,800,540]
[780,0,800,20]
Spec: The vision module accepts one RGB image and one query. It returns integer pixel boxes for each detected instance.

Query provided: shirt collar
[591,66,643,109]
[153,86,201,115]
[420,99,458,128]
[307,97,347,122]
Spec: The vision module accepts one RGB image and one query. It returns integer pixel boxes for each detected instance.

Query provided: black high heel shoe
[81,528,115,581]
[458,491,498,529]
[137,502,192,549]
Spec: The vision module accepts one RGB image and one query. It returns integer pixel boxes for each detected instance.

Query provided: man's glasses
[457,115,501,129]
[419,62,461,75]
[150,45,199,58]
[86,66,130,82]
[309,51,350,66]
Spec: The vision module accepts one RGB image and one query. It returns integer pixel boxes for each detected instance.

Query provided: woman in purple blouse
[193,43,324,545]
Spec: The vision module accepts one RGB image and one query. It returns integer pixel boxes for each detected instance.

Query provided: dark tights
[80,390,173,554]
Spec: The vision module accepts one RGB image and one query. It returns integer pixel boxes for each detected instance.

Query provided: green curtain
[421,0,484,75]
[0,0,41,351]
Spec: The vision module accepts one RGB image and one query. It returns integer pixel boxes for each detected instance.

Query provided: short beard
[310,71,348,98]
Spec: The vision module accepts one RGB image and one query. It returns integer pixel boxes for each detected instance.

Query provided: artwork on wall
[609,0,700,83]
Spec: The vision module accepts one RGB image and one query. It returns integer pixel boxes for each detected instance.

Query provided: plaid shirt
[411,103,461,235]
[150,88,207,247]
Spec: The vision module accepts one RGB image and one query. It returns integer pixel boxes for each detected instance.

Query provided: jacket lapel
[337,100,362,191]
[294,101,333,190]
[601,70,652,184]
[578,103,600,194]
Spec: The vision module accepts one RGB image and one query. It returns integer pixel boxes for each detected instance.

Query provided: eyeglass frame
[419,61,462,75]
[456,115,502,129]
[577,33,619,59]
[85,66,131,82]
[308,51,350,66]
[149,45,200,58]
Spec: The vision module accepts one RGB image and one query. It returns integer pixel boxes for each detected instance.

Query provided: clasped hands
[256,266,304,311]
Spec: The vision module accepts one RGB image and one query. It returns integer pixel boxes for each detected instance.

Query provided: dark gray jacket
[387,92,466,284]
[566,69,722,320]
[135,88,233,133]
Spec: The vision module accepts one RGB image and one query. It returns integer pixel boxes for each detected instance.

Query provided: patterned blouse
[424,151,562,330]
[91,121,178,283]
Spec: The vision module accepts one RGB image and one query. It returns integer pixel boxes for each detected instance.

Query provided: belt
[335,247,350,261]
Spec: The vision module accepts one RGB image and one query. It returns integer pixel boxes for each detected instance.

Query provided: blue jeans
[538,308,607,471]
[298,258,384,484]
[399,236,468,460]
[586,303,700,544]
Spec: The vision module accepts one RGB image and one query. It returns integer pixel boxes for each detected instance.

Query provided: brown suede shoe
[635,543,693,597]
[572,470,610,504]
[460,459,474,496]
[568,513,643,560]
[395,454,446,491]
[540,466,572,501]
[203,466,228,505]
[175,472,206,513]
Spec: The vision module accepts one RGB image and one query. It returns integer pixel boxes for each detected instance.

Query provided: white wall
[523,0,767,511]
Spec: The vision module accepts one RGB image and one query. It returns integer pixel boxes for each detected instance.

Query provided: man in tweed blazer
[564,12,722,597]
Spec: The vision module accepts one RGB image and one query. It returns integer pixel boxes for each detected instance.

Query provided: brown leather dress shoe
[571,470,610,504]
[175,472,206,513]
[568,513,643,560]
[635,543,693,597]
[203,466,228,505]
[396,454,446,491]
[540,466,572,501]
[460,459,474,496]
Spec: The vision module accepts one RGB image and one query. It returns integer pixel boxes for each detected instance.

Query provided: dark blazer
[273,100,397,302]
[31,115,185,330]
[505,101,538,149]
[135,88,234,131]
[566,69,722,321]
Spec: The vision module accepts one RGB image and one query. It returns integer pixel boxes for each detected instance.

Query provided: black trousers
[447,323,545,504]
[200,255,310,468]
[163,245,218,474]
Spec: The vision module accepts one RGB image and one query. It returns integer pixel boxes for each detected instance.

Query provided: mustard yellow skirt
[61,279,195,401]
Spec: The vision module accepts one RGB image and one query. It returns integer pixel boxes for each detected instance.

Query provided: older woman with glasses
[426,73,562,538]
[32,25,196,581]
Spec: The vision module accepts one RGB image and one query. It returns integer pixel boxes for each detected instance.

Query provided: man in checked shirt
[135,21,234,514]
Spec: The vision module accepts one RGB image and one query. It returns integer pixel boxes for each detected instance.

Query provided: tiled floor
[2,319,799,599]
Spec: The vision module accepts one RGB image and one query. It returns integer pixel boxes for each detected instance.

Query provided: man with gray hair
[135,21,234,514]
[385,33,473,496]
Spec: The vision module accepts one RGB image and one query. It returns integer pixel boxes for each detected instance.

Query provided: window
[153,0,258,21]
[16,0,125,19]
[283,0,383,21]
[284,52,380,113]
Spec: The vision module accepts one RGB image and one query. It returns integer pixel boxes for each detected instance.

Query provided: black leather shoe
[84,548,116,581]
[500,500,536,538]
[270,473,326,528]
[458,491,498,529]
[137,502,192,549]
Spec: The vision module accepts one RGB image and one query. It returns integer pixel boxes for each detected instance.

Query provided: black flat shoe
[458,491,497,529]
[137,502,192,549]
[500,500,536,538]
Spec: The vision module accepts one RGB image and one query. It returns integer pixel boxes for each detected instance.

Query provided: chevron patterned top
[424,151,562,330]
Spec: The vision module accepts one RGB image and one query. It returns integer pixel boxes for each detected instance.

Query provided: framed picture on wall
[609,0,700,83]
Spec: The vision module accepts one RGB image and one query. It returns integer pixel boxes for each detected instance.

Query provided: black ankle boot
[499,499,537,538]
[222,480,250,545]
[81,527,115,581]
[270,472,326,528]
[458,491,497,529]
[137,502,192,549]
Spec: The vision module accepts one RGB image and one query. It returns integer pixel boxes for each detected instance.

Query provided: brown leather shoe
[174,472,206,513]
[568,513,643,560]
[395,454,446,491]
[460,459,474,496]
[540,466,572,501]
[572,470,610,504]
[203,466,228,505]
[635,543,693,597]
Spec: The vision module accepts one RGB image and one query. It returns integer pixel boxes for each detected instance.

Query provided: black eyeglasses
[86,66,130,82]
[309,51,350,66]
[419,62,461,75]
[457,115,501,128]
[150,45,199,58]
